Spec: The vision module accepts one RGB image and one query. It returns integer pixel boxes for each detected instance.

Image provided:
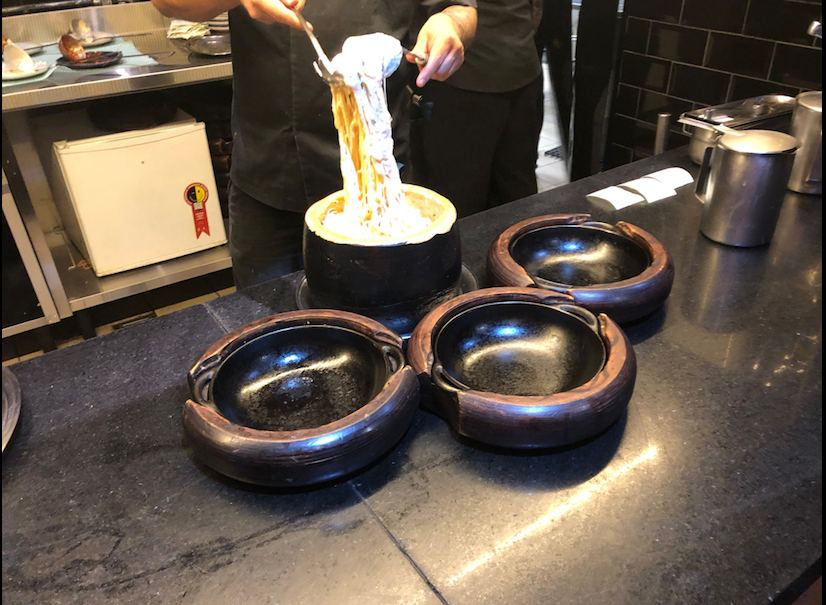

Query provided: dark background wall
[606,0,823,167]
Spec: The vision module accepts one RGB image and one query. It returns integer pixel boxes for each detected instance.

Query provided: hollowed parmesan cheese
[323,33,431,243]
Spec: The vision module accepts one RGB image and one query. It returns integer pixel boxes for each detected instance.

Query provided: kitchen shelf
[46,229,232,312]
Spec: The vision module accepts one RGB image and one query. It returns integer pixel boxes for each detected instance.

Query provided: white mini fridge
[51,121,227,277]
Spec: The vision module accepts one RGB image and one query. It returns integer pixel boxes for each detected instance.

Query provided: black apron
[229,1,469,212]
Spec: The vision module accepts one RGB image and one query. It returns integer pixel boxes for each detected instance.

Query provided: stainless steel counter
[2,3,234,333]
[2,4,232,111]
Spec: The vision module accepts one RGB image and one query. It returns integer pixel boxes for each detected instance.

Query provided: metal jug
[787,91,822,195]
[696,130,797,247]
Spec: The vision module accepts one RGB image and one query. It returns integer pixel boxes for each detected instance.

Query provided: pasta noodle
[323,34,430,242]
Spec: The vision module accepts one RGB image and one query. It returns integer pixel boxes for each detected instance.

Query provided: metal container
[687,126,721,164]
[787,91,822,195]
[680,94,797,164]
[697,130,797,247]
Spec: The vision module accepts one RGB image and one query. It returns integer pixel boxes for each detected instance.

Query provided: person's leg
[490,76,544,206]
[227,183,304,289]
[410,81,507,218]
[537,0,573,153]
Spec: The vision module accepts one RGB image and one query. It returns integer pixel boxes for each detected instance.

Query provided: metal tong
[294,10,341,85]
[294,10,428,86]
[677,114,745,137]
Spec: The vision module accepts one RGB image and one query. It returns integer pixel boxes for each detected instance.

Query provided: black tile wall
[706,33,775,78]
[682,0,749,33]
[730,76,800,101]
[615,84,641,117]
[770,44,824,89]
[746,0,823,46]
[625,0,682,23]
[620,52,671,91]
[669,64,731,105]
[637,91,694,124]
[611,114,657,151]
[649,23,708,64]
[607,0,823,166]
[624,17,650,53]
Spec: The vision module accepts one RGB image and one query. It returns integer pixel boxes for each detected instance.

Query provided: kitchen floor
[2,67,569,365]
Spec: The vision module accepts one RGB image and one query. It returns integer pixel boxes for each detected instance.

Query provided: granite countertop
[2,150,822,604]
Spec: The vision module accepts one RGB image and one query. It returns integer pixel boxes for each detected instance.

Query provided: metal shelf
[1,5,233,113]
[46,229,232,312]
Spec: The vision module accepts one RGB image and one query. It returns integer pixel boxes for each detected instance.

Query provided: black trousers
[410,77,544,218]
[227,182,304,290]
[535,0,573,153]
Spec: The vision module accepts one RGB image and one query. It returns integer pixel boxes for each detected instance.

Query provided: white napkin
[645,167,694,189]
[619,177,676,203]
[167,20,210,40]
[586,186,646,210]
[587,166,695,209]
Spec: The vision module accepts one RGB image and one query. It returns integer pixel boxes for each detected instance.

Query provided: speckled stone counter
[3,150,822,604]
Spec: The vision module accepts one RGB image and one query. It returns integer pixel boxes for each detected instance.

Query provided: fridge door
[52,121,227,277]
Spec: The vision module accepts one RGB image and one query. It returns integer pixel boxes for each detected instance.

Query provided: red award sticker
[184,182,211,238]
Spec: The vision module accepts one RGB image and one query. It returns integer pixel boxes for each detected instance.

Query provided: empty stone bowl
[488,213,674,323]
[408,287,636,449]
[183,310,418,487]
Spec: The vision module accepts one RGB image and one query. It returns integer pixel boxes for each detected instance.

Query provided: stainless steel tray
[682,94,797,129]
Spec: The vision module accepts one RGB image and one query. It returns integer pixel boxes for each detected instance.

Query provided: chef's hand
[241,0,306,28]
[408,6,477,88]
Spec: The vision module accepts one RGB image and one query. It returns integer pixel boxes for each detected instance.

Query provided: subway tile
[611,114,657,152]
[620,52,671,92]
[669,64,731,105]
[649,23,708,64]
[615,84,641,116]
[637,91,694,124]
[682,0,748,32]
[665,130,692,150]
[745,0,823,45]
[624,17,651,54]
[729,76,800,101]
[625,0,682,23]
[706,33,774,78]
[770,43,823,89]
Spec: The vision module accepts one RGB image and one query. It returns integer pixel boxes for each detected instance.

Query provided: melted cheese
[322,33,431,243]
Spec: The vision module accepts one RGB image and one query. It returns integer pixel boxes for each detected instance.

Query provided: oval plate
[80,33,115,48]
[57,51,122,69]
[2,61,51,80]
[17,41,45,55]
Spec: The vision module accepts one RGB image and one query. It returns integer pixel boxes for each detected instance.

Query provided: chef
[151,0,477,288]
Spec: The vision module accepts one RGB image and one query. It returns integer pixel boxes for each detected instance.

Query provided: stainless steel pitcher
[787,91,822,195]
[696,130,797,247]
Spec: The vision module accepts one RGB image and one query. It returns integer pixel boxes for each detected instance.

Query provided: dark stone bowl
[408,287,636,449]
[488,213,674,323]
[183,311,419,487]
[435,301,606,397]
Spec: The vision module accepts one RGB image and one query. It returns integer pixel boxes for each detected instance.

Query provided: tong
[294,10,428,86]
[678,114,745,137]
[294,10,342,85]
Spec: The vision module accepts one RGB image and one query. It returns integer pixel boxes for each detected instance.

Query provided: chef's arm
[409,3,477,87]
[151,0,305,28]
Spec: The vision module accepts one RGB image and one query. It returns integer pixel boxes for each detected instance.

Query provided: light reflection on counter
[444,444,660,587]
